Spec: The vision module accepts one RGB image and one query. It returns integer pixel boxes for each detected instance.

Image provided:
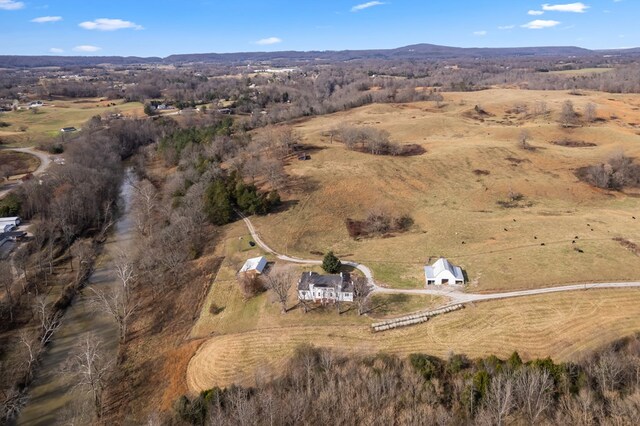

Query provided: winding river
[17,170,136,425]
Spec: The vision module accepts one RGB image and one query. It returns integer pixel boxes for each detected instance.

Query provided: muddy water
[17,170,136,425]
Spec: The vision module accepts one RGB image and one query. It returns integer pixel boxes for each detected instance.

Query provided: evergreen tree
[204,180,232,225]
[322,251,341,274]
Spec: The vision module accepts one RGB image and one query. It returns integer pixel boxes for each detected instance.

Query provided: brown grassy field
[186,89,640,396]
[0,150,40,176]
[249,89,640,292]
[187,288,640,392]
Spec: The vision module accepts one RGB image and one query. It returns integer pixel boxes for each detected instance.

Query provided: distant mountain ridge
[0,43,636,68]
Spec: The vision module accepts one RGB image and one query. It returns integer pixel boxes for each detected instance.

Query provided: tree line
[174,334,640,426]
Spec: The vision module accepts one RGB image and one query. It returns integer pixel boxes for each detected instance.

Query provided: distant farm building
[425,258,464,286]
[60,127,77,133]
[297,272,354,303]
[239,256,267,276]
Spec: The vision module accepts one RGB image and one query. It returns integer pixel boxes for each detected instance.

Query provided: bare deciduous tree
[484,373,514,426]
[265,266,295,314]
[33,295,62,346]
[532,101,548,117]
[18,330,38,381]
[352,276,372,315]
[91,249,137,343]
[131,179,158,237]
[584,102,597,123]
[515,367,554,425]
[560,100,579,127]
[238,273,264,300]
[91,286,137,344]
[63,335,113,419]
[518,130,532,150]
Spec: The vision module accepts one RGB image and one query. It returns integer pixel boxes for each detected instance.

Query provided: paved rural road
[240,213,640,304]
[0,146,53,199]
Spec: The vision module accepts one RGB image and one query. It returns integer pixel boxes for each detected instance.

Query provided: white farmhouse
[424,258,464,286]
[297,272,354,303]
[239,256,267,276]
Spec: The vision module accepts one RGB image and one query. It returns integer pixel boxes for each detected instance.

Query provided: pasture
[0,98,143,144]
[250,89,640,292]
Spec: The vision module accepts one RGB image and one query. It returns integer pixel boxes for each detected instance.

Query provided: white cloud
[351,1,385,12]
[49,48,64,53]
[473,30,487,36]
[79,18,143,31]
[31,16,62,23]
[73,45,101,52]
[521,19,561,29]
[256,37,282,45]
[542,3,589,13]
[528,10,544,15]
[498,25,515,30]
[0,0,24,10]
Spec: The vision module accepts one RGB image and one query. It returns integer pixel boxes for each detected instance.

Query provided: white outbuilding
[239,256,268,276]
[0,217,21,227]
[424,258,464,286]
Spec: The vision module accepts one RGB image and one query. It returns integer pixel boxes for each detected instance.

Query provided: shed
[239,256,268,275]
[425,258,464,286]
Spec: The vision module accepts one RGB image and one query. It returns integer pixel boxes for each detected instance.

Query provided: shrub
[576,154,640,190]
[0,193,21,216]
[410,353,442,380]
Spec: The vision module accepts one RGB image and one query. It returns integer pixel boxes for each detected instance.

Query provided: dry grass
[187,289,640,392]
[186,89,640,396]
[248,89,640,292]
[0,150,40,176]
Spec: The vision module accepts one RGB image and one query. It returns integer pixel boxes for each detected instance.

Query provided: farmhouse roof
[239,256,267,274]
[298,271,353,292]
[425,257,464,280]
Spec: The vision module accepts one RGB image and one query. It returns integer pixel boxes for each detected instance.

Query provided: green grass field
[548,67,614,76]
[0,99,143,145]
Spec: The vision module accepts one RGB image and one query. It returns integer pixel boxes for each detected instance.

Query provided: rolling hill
[0,43,635,68]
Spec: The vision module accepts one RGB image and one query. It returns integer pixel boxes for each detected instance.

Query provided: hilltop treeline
[5,54,640,131]
[175,334,640,426]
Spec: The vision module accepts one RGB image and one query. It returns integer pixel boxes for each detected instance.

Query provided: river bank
[17,169,136,425]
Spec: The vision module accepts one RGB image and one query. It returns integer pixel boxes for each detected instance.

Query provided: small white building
[425,258,464,286]
[239,256,267,276]
[297,272,354,303]
[0,217,21,227]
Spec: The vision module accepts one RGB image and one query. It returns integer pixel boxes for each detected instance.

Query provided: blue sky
[0,1,637,56]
